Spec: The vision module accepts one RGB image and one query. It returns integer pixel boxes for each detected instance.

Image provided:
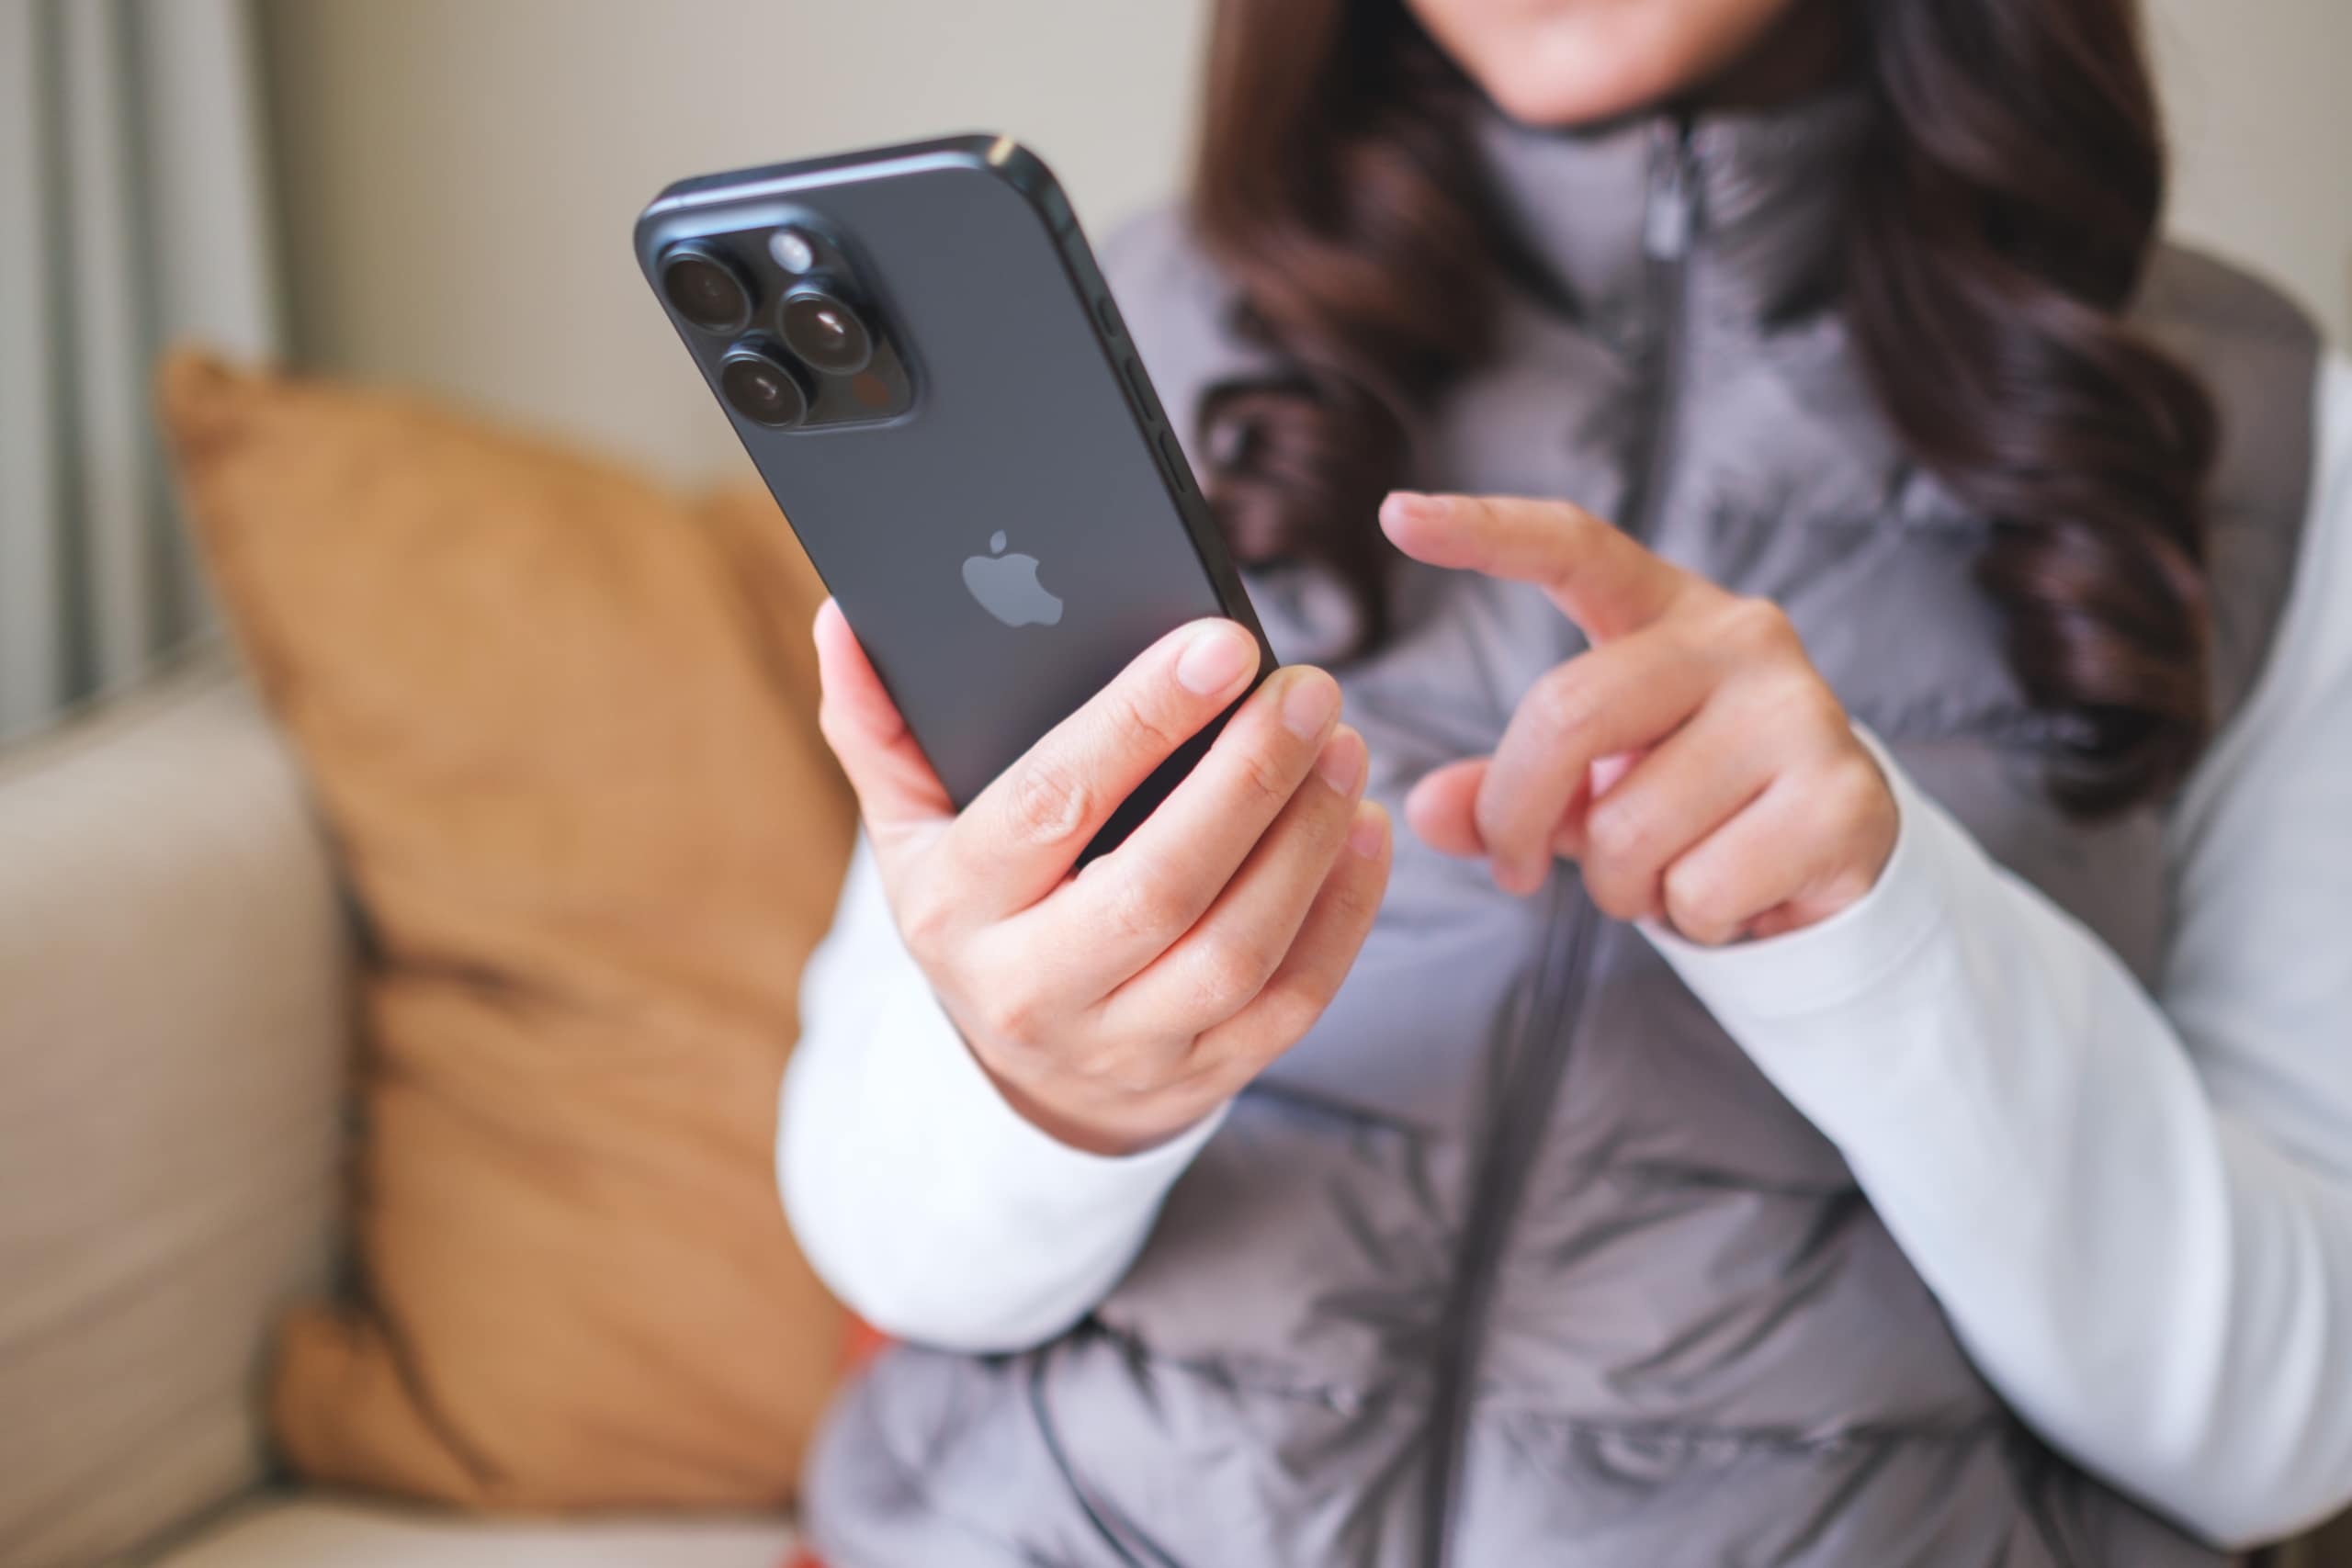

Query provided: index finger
[942,617,1263,917]
[1379,492,1692,642]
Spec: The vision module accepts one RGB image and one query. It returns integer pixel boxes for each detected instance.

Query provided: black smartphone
[634,134,1273,856]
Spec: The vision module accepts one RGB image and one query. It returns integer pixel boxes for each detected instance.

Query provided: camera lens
[659,241,753,334]
[718,343,808,428]
[780,288,874,376]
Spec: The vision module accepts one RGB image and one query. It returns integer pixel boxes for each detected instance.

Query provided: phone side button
[1158,428,1193,496]
[1097,293,1124,340]
[1123,355,1165,426]
[1038,182,1076,235]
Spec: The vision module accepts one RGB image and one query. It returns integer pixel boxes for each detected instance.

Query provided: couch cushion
[151,1496,796,1568]
[158,352,857,1512]
[0,661,349,1568]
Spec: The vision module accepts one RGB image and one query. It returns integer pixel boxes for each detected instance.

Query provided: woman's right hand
[814,602,1391,1156]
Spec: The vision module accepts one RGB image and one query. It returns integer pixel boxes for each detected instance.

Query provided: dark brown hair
[1191,0,2216,814]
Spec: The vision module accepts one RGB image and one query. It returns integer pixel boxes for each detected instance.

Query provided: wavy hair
[1189,0,2216,814]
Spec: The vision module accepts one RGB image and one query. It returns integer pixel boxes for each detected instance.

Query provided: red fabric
[845,1317,895,1371]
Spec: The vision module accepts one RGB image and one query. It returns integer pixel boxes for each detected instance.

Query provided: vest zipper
[1416,878,1600,1567]
[1626,115,1701,544]
[1416,117,1702,1568]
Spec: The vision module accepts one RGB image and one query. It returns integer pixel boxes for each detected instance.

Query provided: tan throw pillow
[159,350,856,1511]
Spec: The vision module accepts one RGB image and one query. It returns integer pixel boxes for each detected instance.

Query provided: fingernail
[1381,491,1452,529]
[1176,623,1254,696]
[1348,802,1388,859]
[1491,855,1541,897]
[1282,671,1341,739]
[1314,727,1365,795]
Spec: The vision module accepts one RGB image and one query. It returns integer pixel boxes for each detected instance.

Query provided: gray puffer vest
[806,93,2323,1567]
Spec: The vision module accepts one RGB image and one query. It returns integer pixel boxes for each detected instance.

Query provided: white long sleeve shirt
[779,355,2352,1547]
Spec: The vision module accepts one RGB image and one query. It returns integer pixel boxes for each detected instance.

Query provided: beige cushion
[0,660,351,1568]
[149,1496,795,1568]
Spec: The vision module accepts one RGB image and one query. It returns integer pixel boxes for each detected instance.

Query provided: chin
[1472,43,1693,130]
[1411,0,1815,131]
[1477,60,1685,129]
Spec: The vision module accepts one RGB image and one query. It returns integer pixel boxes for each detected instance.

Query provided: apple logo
[962,530,1064,627]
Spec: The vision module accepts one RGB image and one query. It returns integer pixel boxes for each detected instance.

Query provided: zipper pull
[1645,127,1696,261]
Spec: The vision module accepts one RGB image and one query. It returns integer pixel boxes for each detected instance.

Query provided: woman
[782,0,2352,1561]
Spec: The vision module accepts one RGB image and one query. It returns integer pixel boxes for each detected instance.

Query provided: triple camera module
[657,226,912,430]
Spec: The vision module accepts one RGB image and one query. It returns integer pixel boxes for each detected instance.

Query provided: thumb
[1403,758,1488,859]
[812,599,955,855]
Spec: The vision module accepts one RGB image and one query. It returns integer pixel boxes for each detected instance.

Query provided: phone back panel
[636,137,1268,816]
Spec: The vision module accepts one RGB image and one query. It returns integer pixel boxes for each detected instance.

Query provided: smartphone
[634,134,1274,857]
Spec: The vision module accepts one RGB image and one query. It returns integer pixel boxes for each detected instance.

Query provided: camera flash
[770,229,816,275]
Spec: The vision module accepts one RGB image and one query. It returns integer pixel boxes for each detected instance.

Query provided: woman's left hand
[1381,491,1898,945]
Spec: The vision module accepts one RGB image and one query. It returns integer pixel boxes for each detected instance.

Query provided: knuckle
[1531,665,1602,745]
[1234,739,1296,809]
[1664,859,1742,946]
[1585,866,1653,924]
[1745,662,1843,742]
[1811,756,1894,852]
[1820,754,1883,819]
[1583,792,1657,869]
[1724,594,1797,654]
[973,980,1051,1046]
[1008,757,1092,847]
[1244,987,1323,1053]
[1142,1065,1237,1132]
[1298,898,1383,987]
[1820,863,1880,913]
[1803,684,1850,740]
[1781,757,1853,832]
[1470,786,1519,860]
[1183,935,1280,1016]
[1112,682,1189,759]
[1105,861,1193,945]
[1329,857,1389,928]
[1560,505,1611,558]
[1066,1036,1151,1090]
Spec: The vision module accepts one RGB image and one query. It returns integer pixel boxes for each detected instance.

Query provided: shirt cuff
[1634,728,2027,1259]
[1640,726,1949,1022]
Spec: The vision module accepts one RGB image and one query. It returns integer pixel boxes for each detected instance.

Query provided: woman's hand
[813,602,1392,1156]
[1381,492,1896,945]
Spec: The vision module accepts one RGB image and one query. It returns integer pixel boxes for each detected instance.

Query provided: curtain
[0,0,280,742]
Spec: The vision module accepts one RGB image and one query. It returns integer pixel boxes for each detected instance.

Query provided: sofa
[6,327,2347,1560]
[0,654,803,1567]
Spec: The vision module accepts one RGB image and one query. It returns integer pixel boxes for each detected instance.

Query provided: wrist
[976,1053,1221,1157]
[1643,725,1941,1015]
